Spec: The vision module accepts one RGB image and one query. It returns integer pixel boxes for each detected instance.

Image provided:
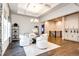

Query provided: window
[2,17,11,43]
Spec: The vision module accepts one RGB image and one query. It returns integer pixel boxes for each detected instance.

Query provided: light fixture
[30,18,39,23]
[34,19,39,23]
[45,21,48,25]
[56,21,62,25]
[30,19,34,22]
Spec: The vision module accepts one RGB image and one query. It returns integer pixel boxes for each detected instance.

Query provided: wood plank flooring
[4,40,79,56]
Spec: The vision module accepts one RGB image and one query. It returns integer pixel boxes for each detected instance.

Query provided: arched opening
[12,23,19,41]
[13,23,19,27]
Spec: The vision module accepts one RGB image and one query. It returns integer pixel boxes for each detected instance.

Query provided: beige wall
[45,17,63,33]
[45,20,55,33]
[45,13,79,41]
[64,13,79,29]
[63,13,79,41]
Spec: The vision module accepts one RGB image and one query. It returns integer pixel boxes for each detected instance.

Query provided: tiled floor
[4,40,79,56]
[4,41,26,56]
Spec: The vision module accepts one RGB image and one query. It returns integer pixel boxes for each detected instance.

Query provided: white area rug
[23,42,60,56]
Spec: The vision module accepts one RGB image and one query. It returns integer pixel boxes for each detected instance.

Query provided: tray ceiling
[9,3,60,17]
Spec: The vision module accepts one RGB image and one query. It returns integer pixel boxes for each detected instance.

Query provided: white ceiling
[9,3,61,17]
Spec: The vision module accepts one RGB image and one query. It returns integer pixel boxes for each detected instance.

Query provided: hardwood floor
[39,40,79,56]
[4,40,79,56]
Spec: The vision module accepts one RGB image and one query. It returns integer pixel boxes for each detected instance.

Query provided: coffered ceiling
[9,3,79,17]
[9,3,61,17]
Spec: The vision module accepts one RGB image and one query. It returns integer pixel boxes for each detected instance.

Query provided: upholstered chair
[20,34,31,46]
[36,33,48,49]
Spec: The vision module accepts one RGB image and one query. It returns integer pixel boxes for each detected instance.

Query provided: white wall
[2,3,10,55]
[2,39,9,55]
[11,13,41,35]
[40,4,79,22]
